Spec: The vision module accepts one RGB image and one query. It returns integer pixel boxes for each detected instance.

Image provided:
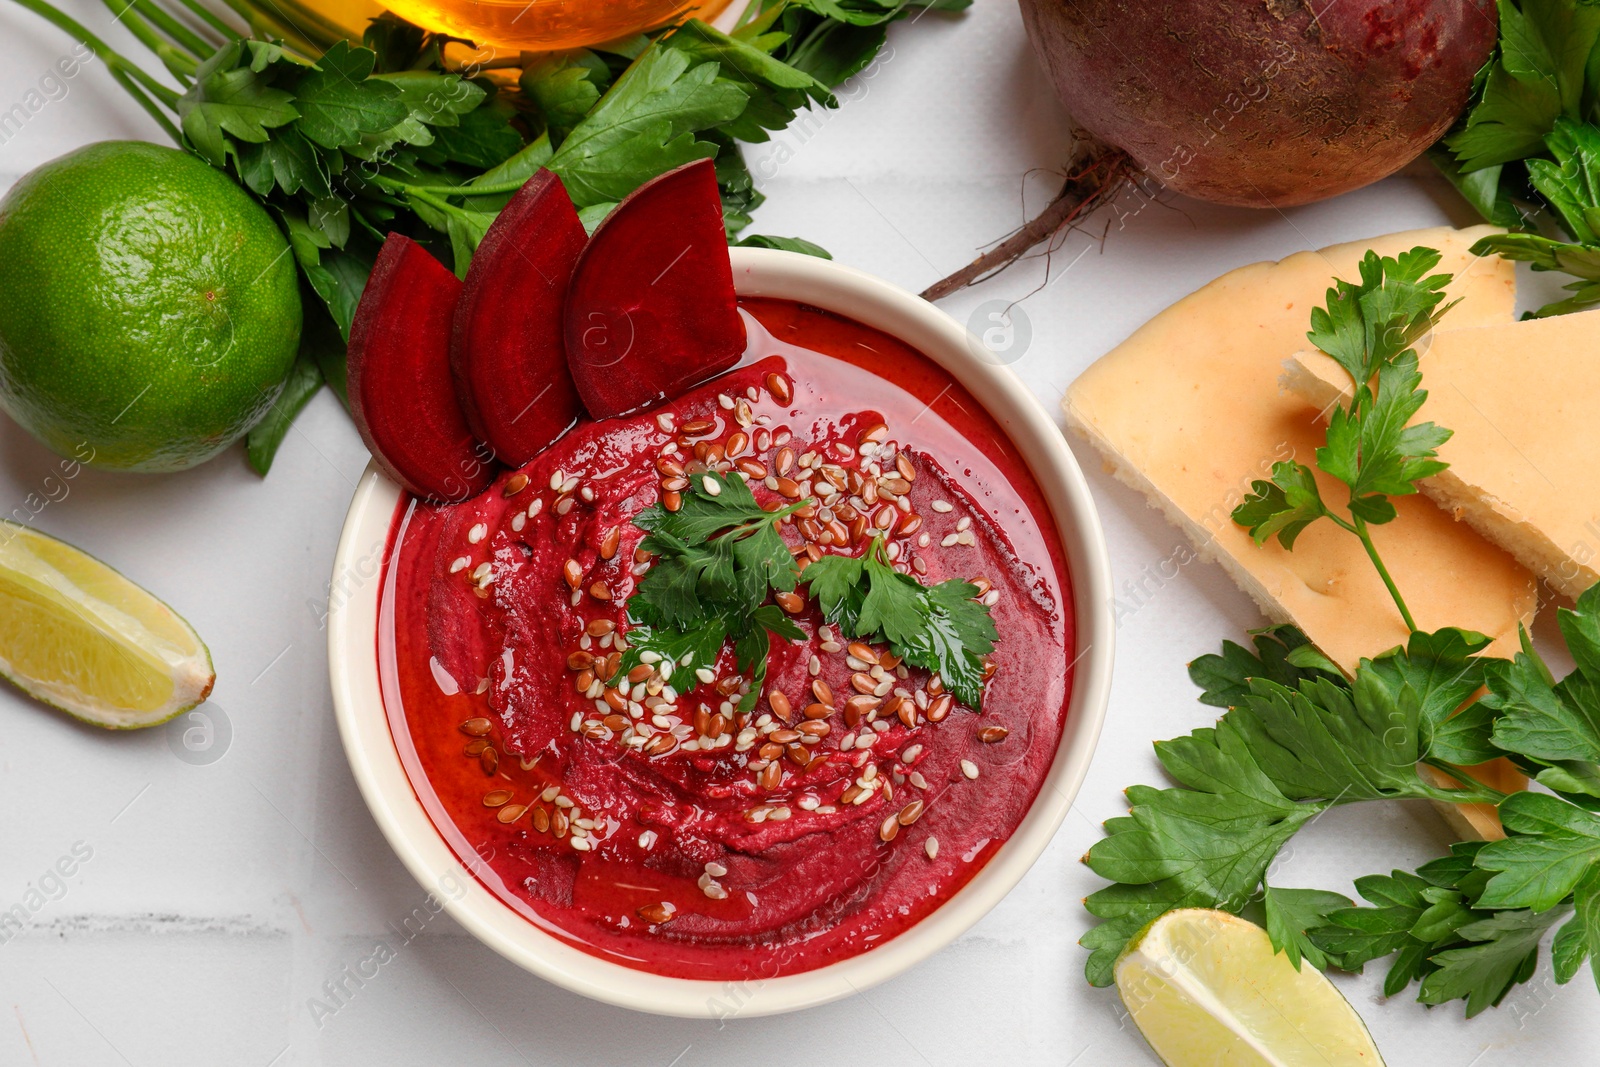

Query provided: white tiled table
[0,1,1591,1062]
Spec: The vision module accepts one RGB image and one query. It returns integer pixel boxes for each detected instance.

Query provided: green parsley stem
[397,179,532,197]
[5,0,183,134]
[715,498,814,542]
[104,0,199,85]
[1352,515,1418,633]
[167,0,243,42]
[368,174,468,219]
[128,0,217,65]
[1418,760,1511,805]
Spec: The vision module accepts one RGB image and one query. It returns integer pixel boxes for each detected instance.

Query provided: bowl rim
[327,246,1114,1018]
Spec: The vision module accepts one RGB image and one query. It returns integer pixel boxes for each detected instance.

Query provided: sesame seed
[981,589,1000,606]
[957,530,976,546]
[511,512,526,532]
[956,516,972,532]
[940,533,959,548]
[961,759,979,779]
[571,836,592,851]
[449,556,469,573]
[702,475,722,496]
[528,498,543,518]
[468,523,488,544]
[931,500,953,513]
[656,413,675,432]
[705,861,728,878]
[550,470,565,491]
[925,837,939,860]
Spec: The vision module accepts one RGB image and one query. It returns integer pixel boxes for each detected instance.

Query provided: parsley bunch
[1232,247,1457,631]
[8,0,969,473]
[1434,0,1600,315]
[1086,589,1600,1015]
[616,476,997,712]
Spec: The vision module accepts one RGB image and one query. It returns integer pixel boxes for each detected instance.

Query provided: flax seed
[639,902,675,924]
[460,718,493,737]
[979,726,1009,743]
[766,372,792,404]
[775,591,805,614]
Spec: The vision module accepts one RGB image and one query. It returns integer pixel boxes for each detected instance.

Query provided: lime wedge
[0,521,214,728]
[1115,909,1385,1067]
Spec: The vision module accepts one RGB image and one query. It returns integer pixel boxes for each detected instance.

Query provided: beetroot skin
[451,169,588,467]
[564,158,744,419]
[1019,0,1497,207]
[349,235,496,502]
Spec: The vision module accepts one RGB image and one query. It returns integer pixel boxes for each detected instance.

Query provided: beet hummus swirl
[382,300,1076,980]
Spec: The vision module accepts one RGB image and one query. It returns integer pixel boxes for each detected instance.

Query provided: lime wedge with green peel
[1115,909,1385,1067]
[0,522,214,728]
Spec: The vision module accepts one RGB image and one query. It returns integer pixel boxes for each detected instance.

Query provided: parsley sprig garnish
[805,537,997,707]
[615,474,998,712]
[618,472,809,711]
[1231,247,1457,631]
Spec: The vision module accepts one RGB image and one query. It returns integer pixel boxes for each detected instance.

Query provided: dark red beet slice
[564,158,746,418]
[451,169,588,466]
[348,234,496,502]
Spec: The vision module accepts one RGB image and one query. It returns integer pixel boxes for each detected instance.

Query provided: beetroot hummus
[378,298,1076,980]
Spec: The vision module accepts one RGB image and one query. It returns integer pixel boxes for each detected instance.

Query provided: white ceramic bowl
[328,247,1114,1018]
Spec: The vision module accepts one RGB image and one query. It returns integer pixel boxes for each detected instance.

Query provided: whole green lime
[0,141,302,472]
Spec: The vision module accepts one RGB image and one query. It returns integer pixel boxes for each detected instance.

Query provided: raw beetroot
[564,159,745,419]
[348,235,496,502]
[451,169,588,467]
[1018,0,1496,207]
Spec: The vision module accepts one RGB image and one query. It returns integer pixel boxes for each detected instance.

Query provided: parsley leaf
[546,45,747,209]
[803,537,997,707]
[177,39,298,165]
[1262,885,1352,972]
[1476,791,1600,911]
[291,40,407,151]
[1419,907,1568,1016]
[1446,0,1600,171]
[1187,625,1341,709]
[1232,248,1457,631]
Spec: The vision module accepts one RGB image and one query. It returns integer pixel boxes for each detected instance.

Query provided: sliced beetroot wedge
[348,234,497,502]
[451,169,588,466]
[564,158,746,418]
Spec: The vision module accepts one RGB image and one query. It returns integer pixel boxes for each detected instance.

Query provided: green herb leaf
[1262,885,1352,971]
[1419,907,1568,1017]
[1232,461,1327,549]
[547,45,748,208]
[177,39,299,165]
[803,537,996,707]
[1187,626,1340,710]
[293,41,408,151]
[1476,791,1600,911]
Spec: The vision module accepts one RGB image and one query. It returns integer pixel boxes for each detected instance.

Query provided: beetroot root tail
[919,142,1134,303]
